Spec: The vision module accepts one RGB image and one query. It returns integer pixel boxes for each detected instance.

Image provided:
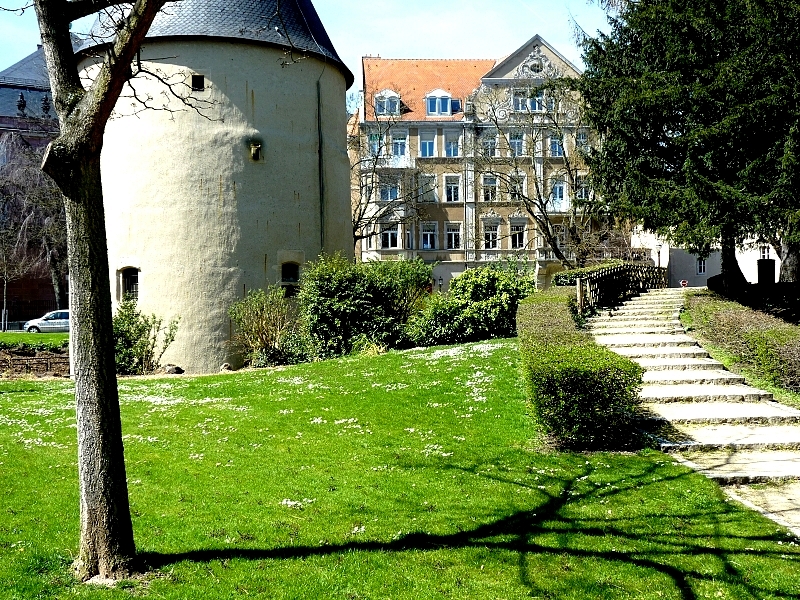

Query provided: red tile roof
[362,58,497,121]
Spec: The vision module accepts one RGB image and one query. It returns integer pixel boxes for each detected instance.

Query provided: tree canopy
[580,0,800,282]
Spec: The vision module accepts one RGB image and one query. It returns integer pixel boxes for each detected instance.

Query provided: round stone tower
[77,0,354,373]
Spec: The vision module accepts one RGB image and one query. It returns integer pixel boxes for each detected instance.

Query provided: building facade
[77,0,354,372]
[354,36,641,288]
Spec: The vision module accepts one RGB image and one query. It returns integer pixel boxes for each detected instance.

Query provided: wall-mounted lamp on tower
[250,143,262,161]
[438,276,443,292]
[655,242,663,268]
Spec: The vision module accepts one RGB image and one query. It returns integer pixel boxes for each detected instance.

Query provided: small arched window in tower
[121,268,139,301]
[281,262,300,297]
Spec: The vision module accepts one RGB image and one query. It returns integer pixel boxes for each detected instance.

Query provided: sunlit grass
[1,339,799,598]
[0,332,68,348]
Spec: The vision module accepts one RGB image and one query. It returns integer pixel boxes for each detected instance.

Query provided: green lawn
[1,339,799,599]
[0,331,69,349]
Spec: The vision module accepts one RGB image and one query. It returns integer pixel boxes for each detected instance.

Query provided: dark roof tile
[77,0,352,87]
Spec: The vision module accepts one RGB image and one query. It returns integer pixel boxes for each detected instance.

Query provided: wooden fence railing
[576,264,667,314]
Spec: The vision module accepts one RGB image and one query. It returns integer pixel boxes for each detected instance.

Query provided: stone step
[622,300,684,308]
[595,333,698,348]
[681,450,800,483]
[592,326,684,336]
[607,308,681,317]
[639,400,800,424]
[612,346,710,359]
[659,423,800,452]
[642,369,746,385]
[588,313,681,325]
[634,357,723,371]
[640,383,773,403]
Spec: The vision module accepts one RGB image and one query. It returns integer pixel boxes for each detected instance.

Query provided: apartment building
[353,35,639,288]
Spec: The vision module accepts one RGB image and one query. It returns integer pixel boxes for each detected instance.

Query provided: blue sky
[0,0,612,90]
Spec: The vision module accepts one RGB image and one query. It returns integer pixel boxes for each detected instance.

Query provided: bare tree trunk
[778,239,800,282]
[48,149,135,580]
[2,273,7,332]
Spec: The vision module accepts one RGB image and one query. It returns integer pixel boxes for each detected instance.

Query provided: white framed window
[509,174,525,202]
[550,135,564,157]
[484,224,499,249]
[445,131,460,157]
[419,131,435,157]
[554,224,567,247]
[509,131,524,157]
[512,90,529,112]
[510,224,526,249]
[697,258,706,275]
[575,175,589,200]
[482,136,497,157]
[391,131,407,156]
[368,133,382,157]
[446,222,462,250]
[760,245,770,260]
[379,177,400,202]
[381,224,399,249]
[575,130,589,151]
[550,178,565,211]
[445,175,460,203]
[482,176,497,202]
[514,89,545,112]
[418,174,437,202]
[360,175,374,203]
[532,90,545,112]
[375,91,400,116]
[426,89,452,116]
[420,222,438,250]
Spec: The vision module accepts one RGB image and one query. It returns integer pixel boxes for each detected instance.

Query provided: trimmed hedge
[518,289,644,449]
[551,260,624,287]
[685,290,800,392]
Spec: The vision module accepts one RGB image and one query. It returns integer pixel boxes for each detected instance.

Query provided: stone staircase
[590,288,800,484]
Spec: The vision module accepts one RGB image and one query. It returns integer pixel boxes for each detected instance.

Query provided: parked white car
[24,310,70,333]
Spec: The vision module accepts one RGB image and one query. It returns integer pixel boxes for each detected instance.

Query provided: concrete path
[590,288,800,536]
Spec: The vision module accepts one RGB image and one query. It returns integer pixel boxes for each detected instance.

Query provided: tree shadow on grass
[138,458,800,599]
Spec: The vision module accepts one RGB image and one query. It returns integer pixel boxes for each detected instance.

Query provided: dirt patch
[0,348,70,377]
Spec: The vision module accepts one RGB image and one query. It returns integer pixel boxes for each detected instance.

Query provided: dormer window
[426,89,454,116]
[375,90,400,115]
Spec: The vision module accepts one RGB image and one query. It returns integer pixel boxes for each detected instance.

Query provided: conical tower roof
[77,0,353,87]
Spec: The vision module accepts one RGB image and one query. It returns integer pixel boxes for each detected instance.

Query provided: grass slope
[1,339,799,599]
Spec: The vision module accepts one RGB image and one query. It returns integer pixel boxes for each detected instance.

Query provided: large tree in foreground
[580,0,800,283]
[28,0,170,580]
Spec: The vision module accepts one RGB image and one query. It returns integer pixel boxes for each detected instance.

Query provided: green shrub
[408,267,535,347]
[685,291,800,392]
[113,296,179,375]
[518,290,644,449]
[551,260,624,286]
[298,254,432,358]
[229,287,308,367]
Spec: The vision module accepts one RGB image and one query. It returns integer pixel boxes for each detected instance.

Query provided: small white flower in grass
[422,444,452,458]
[404,428,416,433]
[278,409,294,415]
[350,525,365,535]
[310,417,327,424]
[335,418,358,425]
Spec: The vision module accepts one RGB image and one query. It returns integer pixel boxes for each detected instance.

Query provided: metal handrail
[576,264,667,314]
